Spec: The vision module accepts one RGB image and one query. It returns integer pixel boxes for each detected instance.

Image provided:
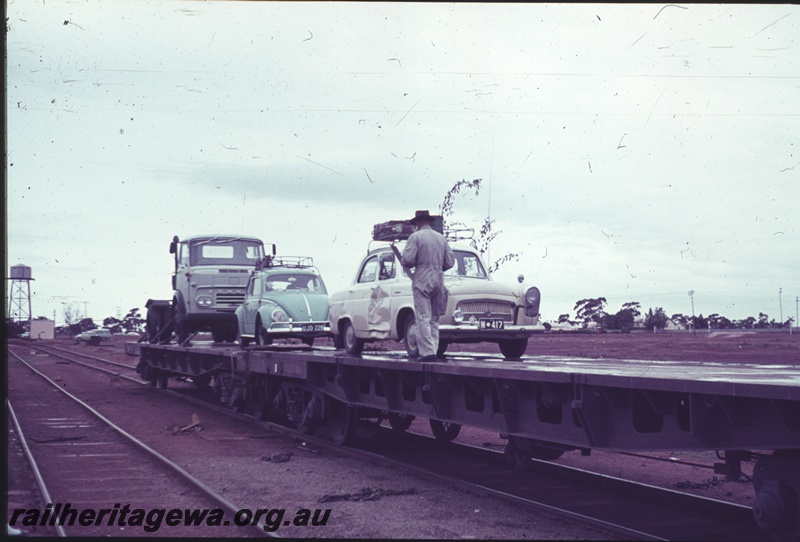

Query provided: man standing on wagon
[400,210,456,361]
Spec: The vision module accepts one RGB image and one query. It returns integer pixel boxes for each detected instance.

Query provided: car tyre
[237,321,251,347]
[255,317,273,346]
[403,316,420,358]
[342,320,364,356]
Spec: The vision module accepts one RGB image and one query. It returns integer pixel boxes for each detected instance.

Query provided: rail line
[14,342,769,540]
[6,348,269,538]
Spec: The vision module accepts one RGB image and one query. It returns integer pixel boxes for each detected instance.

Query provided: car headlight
[524,286,541,317]
[452,309,464,323]
[271,308,287,323]
[196,295,213,307]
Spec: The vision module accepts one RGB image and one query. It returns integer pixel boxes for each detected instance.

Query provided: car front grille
[457,301,515,322]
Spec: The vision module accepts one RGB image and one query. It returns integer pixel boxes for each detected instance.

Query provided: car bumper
[266,322,332,337]
[438,324,535,341]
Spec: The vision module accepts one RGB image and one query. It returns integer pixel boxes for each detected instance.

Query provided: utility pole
[688,290,695,334]
[795,296,798,335]
[778,288,783,329]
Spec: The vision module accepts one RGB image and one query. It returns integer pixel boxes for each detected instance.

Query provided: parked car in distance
[235,256,331,347]
[328,240,542,359]
[74,328,112,345]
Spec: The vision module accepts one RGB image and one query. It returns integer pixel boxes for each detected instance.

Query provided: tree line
[557,298,795,332]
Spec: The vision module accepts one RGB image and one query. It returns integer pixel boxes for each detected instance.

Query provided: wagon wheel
[499,338,528,359]
[388,413,415,433]
[327,399,358,446]
[246,376,270,420]
[429,419,460,442]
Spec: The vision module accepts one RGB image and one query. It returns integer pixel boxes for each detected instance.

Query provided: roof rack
[444,228,474,242]
[255,256,314,270]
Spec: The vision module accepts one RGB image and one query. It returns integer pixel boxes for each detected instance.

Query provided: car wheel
[255,317,272,346]
[332,332,345,349]
[403,316,419,358]
[342,320,364,356]
[499,338,528,359]
[237,322,250,347]
[302,338,314,347]
[211,327,224,343]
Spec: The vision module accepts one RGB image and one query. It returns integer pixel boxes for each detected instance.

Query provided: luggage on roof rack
[256,256,314,270]
[372,216,444,241]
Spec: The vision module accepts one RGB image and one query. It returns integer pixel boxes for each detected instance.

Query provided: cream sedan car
[328,242,541,359]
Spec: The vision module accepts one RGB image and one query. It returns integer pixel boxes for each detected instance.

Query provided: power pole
[688,290,695,334]
[779,288,783,328]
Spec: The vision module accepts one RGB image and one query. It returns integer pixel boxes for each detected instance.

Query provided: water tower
[7,264,33,326]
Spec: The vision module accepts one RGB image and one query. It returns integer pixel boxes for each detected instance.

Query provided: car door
[374,249,412,337]
[348,255,379,334]
[241,274,262,334]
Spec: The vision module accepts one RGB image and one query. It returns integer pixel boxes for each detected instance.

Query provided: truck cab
[169,234,267,343]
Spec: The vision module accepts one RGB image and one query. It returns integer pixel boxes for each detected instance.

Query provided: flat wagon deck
[131,341,800,537]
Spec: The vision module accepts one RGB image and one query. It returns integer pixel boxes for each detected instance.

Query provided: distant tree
[439,178,519,274]
[644,307,669,331]
[755,312,770,329]
[121,308,145,334]
[103,316,123,334]
[692,313,708,331]
[63,303,79,329]
[574,297,607,328]
[6,318,25,338]
[557,313,575,325]
[605,301,641,331]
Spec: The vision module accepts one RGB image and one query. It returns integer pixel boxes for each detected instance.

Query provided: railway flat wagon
[133,342,800,540]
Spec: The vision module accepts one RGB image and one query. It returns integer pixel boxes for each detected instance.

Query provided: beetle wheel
[255,317,273,346]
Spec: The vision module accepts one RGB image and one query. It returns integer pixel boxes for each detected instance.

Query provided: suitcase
[372,216,443,241]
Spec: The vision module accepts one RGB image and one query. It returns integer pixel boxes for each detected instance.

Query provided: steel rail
[6,348,273,539]
[7,399,67,537]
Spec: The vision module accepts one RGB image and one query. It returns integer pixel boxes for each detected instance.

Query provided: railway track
[6,348,268,538]
[11,341,771,540]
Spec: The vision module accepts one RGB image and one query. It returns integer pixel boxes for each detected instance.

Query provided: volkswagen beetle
[235,257,331,347]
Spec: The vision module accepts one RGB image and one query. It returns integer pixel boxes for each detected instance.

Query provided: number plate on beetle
[301,324,325,332]
[479,319,505,330]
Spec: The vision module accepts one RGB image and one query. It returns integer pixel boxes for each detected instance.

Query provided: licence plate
[301,324,325,332]
[479,319,505,330]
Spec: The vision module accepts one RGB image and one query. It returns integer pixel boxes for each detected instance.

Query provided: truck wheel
[174,311,189,345]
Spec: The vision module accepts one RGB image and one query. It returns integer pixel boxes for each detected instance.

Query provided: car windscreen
[189,239,264,266]
[444,250,487,279]
[265,274,326,293]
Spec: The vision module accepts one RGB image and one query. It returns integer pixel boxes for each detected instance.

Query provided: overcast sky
[6,2,799,327]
